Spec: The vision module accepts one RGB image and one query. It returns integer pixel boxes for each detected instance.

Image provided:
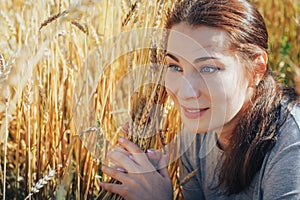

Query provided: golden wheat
[0,0,298,200]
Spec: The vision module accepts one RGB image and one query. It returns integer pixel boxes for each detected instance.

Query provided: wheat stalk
[2,98,9,200]
[24,169,56,200]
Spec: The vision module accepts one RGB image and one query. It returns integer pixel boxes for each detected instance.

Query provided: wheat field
[0,0,299,199]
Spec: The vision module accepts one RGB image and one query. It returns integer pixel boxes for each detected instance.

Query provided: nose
[177,75,202,100]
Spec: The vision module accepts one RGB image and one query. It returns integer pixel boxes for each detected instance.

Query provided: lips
[181,106,209,119]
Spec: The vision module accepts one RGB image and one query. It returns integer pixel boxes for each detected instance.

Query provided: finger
[99,181,124,196]
[113,146,135,162]
[100,180,135,200]
[146,149,162,160]
[107,151,139,172]
[113,146,130,156]
[118,138,143,154]
[101,166,128,183]
[118,138,152,168]
[146,149,162,169]
[115,167,127,173]
[108,157,127,173]
[118,138,160,173]
[157,154,170,178]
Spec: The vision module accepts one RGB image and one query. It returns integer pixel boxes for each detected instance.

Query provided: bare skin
[100,138,173,200]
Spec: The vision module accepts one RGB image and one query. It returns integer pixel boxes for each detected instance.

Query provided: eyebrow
[166,53,179,62]
[166,53,217,64]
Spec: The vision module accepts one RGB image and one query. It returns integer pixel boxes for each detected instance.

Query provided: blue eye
[168,64,183,72]
[200,66,220,74]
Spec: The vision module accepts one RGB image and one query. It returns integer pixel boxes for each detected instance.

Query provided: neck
[215,100,252,150]
[214,111,243,151]
[215,128,232,151]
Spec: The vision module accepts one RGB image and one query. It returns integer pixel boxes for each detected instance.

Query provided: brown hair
[165,0,297,195]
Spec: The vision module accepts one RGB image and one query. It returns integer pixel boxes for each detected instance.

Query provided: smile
[181,106,209,119]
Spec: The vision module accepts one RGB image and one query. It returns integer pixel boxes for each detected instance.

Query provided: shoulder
[267,102,300,157]
[277,102,300,146]
[260,103,300,199]
[290,102,300,129]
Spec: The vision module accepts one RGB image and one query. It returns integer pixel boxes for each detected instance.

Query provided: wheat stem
[3,98,9,200]
[27,104,31,199]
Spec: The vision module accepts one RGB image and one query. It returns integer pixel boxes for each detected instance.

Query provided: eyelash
[168,64,183,72]
[199,66,221,73]
[167,64,220,74]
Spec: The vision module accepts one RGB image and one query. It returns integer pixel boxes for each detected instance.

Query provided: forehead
[167,23,230,58]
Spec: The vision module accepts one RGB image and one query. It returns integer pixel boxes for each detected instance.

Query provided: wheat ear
[0,10,17,36]
[0,54,11,82]
[122,1,138,27]
[71,21,88,34]
[39,10,68,31]
[24,170,56,200]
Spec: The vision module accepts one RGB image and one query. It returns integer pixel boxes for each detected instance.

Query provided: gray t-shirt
[179,103,300,200]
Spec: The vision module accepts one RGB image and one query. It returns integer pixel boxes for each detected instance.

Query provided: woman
[100,0,300,199]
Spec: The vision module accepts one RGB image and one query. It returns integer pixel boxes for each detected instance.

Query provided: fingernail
[128,155,134,160]
[147,149,155,154]
[119,137,125,143]
[116,167,126,173]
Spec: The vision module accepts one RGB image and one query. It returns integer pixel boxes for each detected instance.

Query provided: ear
[253,52,268,86]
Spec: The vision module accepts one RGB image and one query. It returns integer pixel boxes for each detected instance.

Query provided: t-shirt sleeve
[262,107,300,199]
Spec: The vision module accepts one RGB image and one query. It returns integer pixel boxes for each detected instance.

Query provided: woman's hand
[100,138,173,200]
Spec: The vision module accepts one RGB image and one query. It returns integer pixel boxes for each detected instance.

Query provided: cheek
[206,76,236,111]
[165,72,178,94]
[209,75,250,118]
[205,78,227,101]
[165,72,181,108]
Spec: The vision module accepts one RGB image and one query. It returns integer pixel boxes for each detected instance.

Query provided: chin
[183,121,208,134]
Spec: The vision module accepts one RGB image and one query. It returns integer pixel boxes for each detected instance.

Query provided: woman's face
[165,23,254,134]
